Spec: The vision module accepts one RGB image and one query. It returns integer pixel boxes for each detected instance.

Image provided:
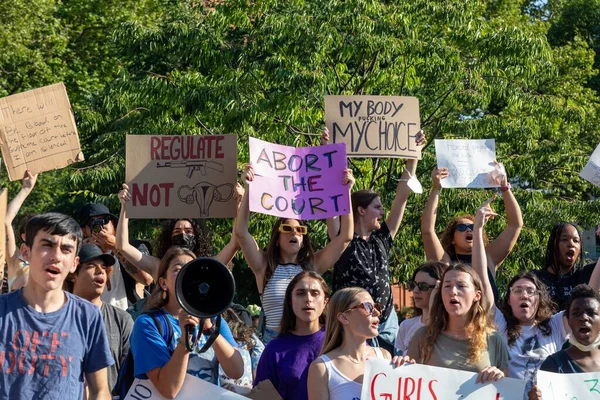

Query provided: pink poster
[248,137,350,220]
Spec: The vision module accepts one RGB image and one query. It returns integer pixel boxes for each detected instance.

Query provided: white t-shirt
[395,315,426,355]
[101,258,129,311]
[494,306,566,388]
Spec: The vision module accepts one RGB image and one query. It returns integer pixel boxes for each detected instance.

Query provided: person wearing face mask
[532,222,599,311]
[421,165,523,305]
[528,284,600,399]
[116,183,243,281]
[236,165,354,344]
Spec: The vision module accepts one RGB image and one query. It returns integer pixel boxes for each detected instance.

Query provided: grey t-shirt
[101,302,133,393]
[407,326,509,373]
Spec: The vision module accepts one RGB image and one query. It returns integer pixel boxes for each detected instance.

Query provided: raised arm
[486,165,523,270]
[235,165,268,289]
[421,167,450,262]
[213,183,242,266]
[473,198,497,312]
[5,171,37,281]
[116,184,160,280]
[313,169,355,274]
[386,131,425,240]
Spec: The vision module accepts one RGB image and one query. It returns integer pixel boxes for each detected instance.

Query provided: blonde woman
[307,288,410,400]
[406,264,509,383]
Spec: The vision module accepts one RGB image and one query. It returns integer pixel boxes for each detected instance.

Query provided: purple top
[253,327,325,400]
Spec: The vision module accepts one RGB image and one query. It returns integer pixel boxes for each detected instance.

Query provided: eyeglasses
[455,223,474,232]
[510,287,540,297]
[278,224,308,235]
[343,302,382,316]
[406,281,436,292]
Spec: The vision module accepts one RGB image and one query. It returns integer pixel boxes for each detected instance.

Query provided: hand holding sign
[434,139,499,188]
[580,142,600,186]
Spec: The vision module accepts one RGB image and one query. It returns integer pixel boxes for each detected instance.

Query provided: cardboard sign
[248,137,350,220]
[538,370,600,399]
[0,189,6,272]
[0,83,84,181]
[580,143,600,186]
[435,139,498,188]
[125,135,237,219]
[325,95,421,159]
[124,376,246,399]
[362,359,526,400]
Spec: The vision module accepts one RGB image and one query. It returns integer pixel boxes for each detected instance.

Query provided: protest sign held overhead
[538,370,600,399]
[362,359,525,400]
[0,83,84,181]
[580,142,600,186]
[125,135,238,219]
[435,139,499,188]
[325,95,421,159]
[0,189,6,272]
[248,137,350,220]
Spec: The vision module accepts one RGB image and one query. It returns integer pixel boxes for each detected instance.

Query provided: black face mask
[171,233,196,251]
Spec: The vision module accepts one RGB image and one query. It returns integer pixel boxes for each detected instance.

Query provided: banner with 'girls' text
[248,137,350,220]
[362,359,526,400]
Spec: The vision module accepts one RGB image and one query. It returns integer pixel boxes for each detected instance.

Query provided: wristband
[500,183,511,192]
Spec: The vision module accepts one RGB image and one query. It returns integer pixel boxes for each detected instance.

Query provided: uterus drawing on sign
[177,182,234,217]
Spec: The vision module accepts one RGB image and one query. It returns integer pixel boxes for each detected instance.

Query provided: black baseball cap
[79,203,118,226]
[78,243,116,267]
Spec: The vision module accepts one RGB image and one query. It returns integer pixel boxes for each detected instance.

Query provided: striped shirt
[261,264,304,331]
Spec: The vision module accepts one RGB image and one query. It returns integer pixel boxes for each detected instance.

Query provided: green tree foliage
[2,0,600,303]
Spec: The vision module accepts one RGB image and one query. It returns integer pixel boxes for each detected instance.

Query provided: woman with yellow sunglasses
[236,164,355,344]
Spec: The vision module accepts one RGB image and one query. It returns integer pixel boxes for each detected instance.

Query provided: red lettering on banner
[428,380,438,400]
[149,136,225,160]
[132,183,174,207]
[370,372,387,400]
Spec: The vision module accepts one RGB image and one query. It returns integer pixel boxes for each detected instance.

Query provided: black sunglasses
[406,281,436,291]
[455,223,474,232]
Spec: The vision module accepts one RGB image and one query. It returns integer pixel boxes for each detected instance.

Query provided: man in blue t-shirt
[0,213,114,399]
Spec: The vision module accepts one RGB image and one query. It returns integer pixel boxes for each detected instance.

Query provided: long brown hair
[420,264,492,364]
[145,247,196,311]
[320,287,367,355]
[279,271,330,335]
[264,218,315,291]
[499,272,556,346]
[440,215,488,260]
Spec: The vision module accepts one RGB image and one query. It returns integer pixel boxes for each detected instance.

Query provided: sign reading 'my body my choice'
[325,95,421,159]
[248,137,350,220]
[0,83,84,181]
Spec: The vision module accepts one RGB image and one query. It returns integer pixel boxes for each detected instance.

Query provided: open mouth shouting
[564,249,576,264]
[465,233,473,242]
[45,265,61,278]
[93,276,106,287]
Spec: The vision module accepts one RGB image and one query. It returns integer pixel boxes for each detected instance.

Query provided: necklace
[343,354,366,364]
[445,329,468,340]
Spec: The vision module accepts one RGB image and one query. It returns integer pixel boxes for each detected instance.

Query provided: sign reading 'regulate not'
[325,95,421,159]
[248,137,350,220]
[125,135,238,219]
[0,83,84,181]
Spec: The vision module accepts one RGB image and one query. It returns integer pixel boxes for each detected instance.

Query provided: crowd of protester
[2,129,600,400]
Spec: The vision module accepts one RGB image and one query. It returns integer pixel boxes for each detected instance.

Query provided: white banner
[124,375,246,400]
[361,359,525,400]
[435,139,498,188]
[580,143,600,186]
[538,370,600,399]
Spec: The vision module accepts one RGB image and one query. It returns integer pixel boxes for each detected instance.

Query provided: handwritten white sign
[124,375,246,400]
[538,370,600,399]
[361,359,525,400]
[435,139,498,188]
[580,143,600,186]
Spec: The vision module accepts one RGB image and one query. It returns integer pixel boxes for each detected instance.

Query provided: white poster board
[538,370,600,399]
[435,139,498,188]
[124,376,246,400]
[362,359,525,400]
[580,143,600,186]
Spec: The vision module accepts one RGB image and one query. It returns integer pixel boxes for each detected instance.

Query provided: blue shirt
[131,310,237,385]
[0,289,114,399]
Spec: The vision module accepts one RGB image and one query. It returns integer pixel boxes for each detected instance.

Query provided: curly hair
[499,272,556,346]
[440,215,488,260]
[222,308,258,350]
[420,264,492,365]
[264,218,315,291]
[157,219,212,259]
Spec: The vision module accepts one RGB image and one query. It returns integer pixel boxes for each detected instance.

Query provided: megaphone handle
[186,320,200,352]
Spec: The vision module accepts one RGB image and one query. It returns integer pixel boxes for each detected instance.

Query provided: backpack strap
[145,309,175,353]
